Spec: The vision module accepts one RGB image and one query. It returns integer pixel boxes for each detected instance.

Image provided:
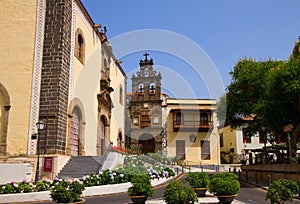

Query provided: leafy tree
[219,37,300,158]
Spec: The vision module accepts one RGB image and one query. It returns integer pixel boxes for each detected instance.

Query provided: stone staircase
[58,156,105,179]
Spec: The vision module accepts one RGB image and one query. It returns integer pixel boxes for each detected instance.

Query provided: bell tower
[128,53,163,153]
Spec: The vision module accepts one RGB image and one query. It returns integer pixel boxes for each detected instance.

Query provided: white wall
[0,164,33,184]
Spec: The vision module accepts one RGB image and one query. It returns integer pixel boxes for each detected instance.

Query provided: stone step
[58,156,105,179]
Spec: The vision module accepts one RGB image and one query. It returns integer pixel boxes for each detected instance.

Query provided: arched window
[117,132,122,147]
[75,28,85,63]
[149,83,155,94]
[119,86,123,105]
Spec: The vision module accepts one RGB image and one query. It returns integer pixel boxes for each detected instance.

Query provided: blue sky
[81,0,300,100]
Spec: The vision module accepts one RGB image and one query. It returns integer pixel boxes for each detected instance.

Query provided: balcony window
[200,112,208,125]
[175,112,183,125]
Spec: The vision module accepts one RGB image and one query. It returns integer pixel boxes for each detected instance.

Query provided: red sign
[43,157,53,172]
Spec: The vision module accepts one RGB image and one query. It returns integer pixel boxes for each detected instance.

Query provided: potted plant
[187,172,209,197]
[209,172,240,204]
[127,174,154,204]
[266,178,299,204]
[50,178,85,204]
[163,180,198,204]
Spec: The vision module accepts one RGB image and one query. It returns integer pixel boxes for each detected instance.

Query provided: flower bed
[0,164,175,195]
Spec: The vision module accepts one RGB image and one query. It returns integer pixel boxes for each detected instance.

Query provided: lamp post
[35,120,45,183]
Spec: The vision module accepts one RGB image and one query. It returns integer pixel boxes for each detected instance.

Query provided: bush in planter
[188,172,210,188]
[209,172,240,195]
[266,178,299,204]
[188,172,210,197]
[127,174,154,197]
[50,178,85,203]
[163,180,198,204]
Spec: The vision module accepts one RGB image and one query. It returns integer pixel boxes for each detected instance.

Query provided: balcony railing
[173,120,213,131]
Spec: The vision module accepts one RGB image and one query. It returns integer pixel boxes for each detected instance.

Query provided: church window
[75,28,85,63]
[119,86,123,105]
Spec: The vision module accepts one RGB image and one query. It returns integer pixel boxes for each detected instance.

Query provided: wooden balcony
[173,120,213,132]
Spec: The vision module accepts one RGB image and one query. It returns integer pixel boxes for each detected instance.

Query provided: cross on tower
[143,52,149,60]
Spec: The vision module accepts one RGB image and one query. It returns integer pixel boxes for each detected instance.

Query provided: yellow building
[0,0,126,182]
[219,125,271,164]
[166,98,220,169]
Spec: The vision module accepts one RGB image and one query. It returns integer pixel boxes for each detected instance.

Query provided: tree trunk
[290,123,300,157]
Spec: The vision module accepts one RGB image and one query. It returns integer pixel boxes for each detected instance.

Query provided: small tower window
[75,28,85,63]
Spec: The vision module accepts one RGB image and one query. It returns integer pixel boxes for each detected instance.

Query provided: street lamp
[35,120,45,183]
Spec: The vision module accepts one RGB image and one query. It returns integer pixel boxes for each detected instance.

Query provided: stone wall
[241,164,300,183]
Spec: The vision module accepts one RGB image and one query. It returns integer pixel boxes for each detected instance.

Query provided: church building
[127,53,163,153]
[0,0,126,182]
